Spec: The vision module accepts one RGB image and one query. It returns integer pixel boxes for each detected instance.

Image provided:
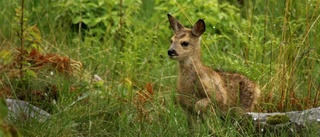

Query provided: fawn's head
[167,14,205,61]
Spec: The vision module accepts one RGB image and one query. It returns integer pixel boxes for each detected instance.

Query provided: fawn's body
[167,14,260,128]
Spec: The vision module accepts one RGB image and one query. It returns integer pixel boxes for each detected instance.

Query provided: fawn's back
[167,14,260,115]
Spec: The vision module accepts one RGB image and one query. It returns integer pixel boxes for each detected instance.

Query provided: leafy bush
[0,0,319,136]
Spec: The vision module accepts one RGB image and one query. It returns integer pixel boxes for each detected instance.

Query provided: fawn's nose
[168,49,178,56]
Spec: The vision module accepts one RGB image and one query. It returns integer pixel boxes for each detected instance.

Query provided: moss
[266,114,290,125]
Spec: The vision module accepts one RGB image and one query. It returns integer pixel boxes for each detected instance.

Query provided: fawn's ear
[192,19,205,37]
[167,14,184,32]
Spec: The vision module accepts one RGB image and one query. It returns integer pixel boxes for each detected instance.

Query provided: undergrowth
[0,0,319,136]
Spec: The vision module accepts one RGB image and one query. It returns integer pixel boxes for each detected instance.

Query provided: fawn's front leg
[195,98,211,114]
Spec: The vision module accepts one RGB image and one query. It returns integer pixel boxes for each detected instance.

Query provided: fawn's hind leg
[238,80,259,112]
[217,71,259,112]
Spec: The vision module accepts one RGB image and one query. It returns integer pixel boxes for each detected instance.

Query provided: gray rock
[5,99,51,122]
[247,107,320,135]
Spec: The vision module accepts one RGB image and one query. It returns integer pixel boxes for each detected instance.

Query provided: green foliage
[54,0,141,40]
[14,4,43,53]
[0,97,8,123]
[0,50,14,65]
[0,97,22,137]
[0,0,319,136]
[266,114,290,125]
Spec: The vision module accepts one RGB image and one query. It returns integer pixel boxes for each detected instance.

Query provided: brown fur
[167,14,260,126]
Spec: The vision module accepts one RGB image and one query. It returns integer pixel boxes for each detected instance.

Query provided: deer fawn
[167,14,260,131]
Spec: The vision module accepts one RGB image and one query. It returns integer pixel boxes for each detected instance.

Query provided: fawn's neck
[178,55,203,76]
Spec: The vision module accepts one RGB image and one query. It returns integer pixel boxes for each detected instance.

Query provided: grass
[0,0,319,136]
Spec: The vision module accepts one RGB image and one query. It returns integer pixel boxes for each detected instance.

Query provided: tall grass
[0,0,319,136]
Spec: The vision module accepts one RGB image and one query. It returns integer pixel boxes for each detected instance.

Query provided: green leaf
[72,16,83,24]
[29,26,41,41]
[0,97,8,123]
[22,61,31,66]
[0,50,14,65]
[97,0,105,6]
[31,43,43,52]
[26,69,37,78]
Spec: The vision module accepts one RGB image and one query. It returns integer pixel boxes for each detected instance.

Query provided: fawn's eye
[170,39,173,43]
[181,42,189,47]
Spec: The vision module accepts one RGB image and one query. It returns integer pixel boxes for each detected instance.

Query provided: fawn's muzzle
[168,49,178,57]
